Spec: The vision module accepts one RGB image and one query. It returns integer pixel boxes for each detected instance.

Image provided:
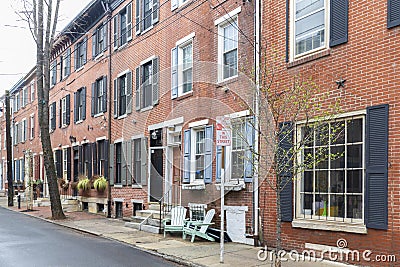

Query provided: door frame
[148,146,165,203]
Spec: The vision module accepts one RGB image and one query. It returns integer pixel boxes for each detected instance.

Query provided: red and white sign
[216,116,231,146]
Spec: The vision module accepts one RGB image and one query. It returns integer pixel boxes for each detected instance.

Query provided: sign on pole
[216,116,231,263]
[216,116,231,146]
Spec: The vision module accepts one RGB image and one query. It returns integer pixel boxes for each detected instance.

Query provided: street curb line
[1,205,205,267]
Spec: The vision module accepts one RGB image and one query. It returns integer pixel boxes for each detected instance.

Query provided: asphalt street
[0,207,177,267]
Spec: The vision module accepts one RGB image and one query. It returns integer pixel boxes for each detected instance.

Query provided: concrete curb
[1,204,204,267]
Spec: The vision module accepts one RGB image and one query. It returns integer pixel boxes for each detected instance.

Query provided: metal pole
[220,147,225,263]
[106,2,112,218]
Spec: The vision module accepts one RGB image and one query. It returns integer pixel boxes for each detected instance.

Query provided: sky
[0,0,94,96]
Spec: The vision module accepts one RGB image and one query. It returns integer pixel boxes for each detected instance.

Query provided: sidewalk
[0,197,351,267]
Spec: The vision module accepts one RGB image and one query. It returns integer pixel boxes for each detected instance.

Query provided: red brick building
[260,0,399,265]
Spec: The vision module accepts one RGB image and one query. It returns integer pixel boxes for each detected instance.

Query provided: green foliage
[93,176,107,192]
[77,177,90,191]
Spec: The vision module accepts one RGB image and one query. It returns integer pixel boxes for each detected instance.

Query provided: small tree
[246,48,343,266]
[18,0,65,219]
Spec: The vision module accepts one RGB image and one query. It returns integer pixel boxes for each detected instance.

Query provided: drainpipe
[105,1,113,218]
[253,0,261,243]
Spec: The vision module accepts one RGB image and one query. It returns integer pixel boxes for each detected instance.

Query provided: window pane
[295,0,324,19]
[315,147,328,169]
[330,195,344,218]
[347,119,362,143]
[196,130,205,154]
[331,121,345,144]
[331,146,345,169]
[223,49,238,79]
[347,195,362,219]
[232,150,244,179]
[301,193,313,215]
[195,155,204,179]
[303,148,314,169]
[182,69,192,93]
[347,144,362,168]
[330,170,344,193]
[302,126,314,147]
[315,123,329,146]
[347,170,362,193]
[314,194,328,217]
[303,171,313,192]
[315,170,328,192]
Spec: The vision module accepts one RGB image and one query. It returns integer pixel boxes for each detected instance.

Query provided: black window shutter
[152,57,159,106]
[126,71,133,114]
[92,142,98,176]
[366,104,389,230]
[74,44,78,71]
[102,76,107,113]
[56,149,62,179]
[388,0,400,28]
[74,92,78,123]
[114,79,118,118]
[91,82,96,117]
[92,32,97,58]
[51,102,56,130]
[82,87,86,120]
[59,99,62,128]
[104,140,109,179]
[135,66,141,111]
[67,147,71,181]
[66,94,70,125]
[78,146,83,175]
[86,144,92,178]
[278,121,293,222]
[330,0,348,47]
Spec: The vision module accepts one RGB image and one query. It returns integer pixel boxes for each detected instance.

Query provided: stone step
[135,209,162,219]
[148,203,161,211]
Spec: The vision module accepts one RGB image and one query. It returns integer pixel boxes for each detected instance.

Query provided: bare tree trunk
[35,0,65,220]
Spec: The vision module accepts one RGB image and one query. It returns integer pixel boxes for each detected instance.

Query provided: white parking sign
[216,116,231,146]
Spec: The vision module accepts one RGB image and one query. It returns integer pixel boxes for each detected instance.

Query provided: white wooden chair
[162,206,187,237]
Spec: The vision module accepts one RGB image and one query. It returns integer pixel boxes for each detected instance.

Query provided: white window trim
[294,111,366,230]
[216,15,239,82]
[177,40,193,96]
[189,127,206,184]
[61,97,67,127]
[188,119,208,128]
[290,0,330,62]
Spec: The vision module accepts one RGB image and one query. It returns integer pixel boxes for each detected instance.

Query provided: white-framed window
[49,102,56,131]
[21,118,27,142]
[14,122,19,145]
[61,48,71,79]
[30,80,35,102]
[193,128,206,180]
[135,0,159,35]
[61,96,67,127]
[171,0,189,10]
[63,148,68,180]
[292,0,328,58]
[74,87,86,123]
[217,17,239,81]
[93,22,107,56]
[114,71,132,117]
[114,3,132,49]
[135,57,159,110]
[22,87,28,107]
[15,92,20,112]
[296,116,364,222]
[75,38,87,70]
[30,114,35,140]
[50,60,57,86]
[92,76,107,115]
[171,35,194,98]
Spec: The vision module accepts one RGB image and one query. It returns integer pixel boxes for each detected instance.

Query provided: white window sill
[217,74,239,85]
[75,66,84,72]
[117,114,127,120]
[113,184,123,188]
[94,112,105,118]
[216,180,245,191]
[94,53,104,61]
[292,219,367,234]
[182,182,205,190]
[132,184,143,189]
[75,120,83,125]
[140,106,153,112]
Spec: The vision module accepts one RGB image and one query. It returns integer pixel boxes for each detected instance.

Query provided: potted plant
[93,176,107,192]
[58,178,69,190]
[77,176,91,191]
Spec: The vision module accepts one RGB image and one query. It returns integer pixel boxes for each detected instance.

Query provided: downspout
[105,1,113,218]
[253,0,261,242]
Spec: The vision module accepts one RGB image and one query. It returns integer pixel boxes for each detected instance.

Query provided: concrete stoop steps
[124,203,167,234]
[61,199,79,212]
